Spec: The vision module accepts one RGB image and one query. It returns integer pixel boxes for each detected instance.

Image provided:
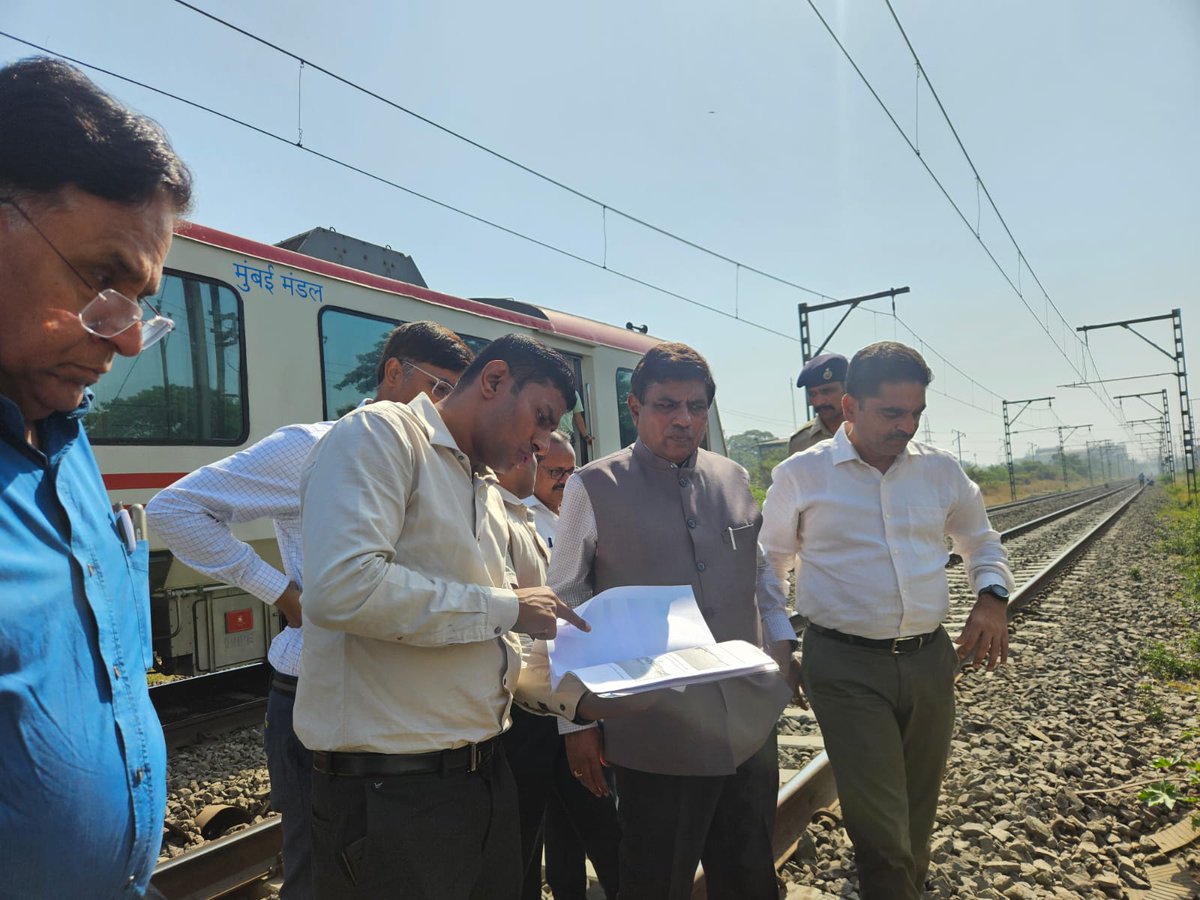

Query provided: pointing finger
[556,601,591,632]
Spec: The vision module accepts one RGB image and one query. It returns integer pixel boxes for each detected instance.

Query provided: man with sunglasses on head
[146,320,472,899]
[0,58,192,898]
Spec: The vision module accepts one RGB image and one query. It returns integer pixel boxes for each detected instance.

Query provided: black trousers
[613,732,779,900]
[502,708,620,900]
[544,739,620,900]
[310,742,521,900]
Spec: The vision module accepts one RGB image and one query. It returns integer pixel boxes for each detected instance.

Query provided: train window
[615,367,637,448]
[86,272,247,445]
[459,333,491,357]
[319,307,401,419]
[319,310,494,418]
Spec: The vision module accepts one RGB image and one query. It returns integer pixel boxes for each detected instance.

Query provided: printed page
[569,640,778,697]
[548,584,713,688]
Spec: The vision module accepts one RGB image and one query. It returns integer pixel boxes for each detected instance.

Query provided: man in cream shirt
[296,335,587,900]
[760,341,1013,900]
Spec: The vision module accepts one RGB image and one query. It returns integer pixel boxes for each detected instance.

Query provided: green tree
[335,334,390,397]
[86,385,243,441]
[726,429,778,471]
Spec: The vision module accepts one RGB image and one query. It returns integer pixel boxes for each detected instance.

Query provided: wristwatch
[979,585,1010,603]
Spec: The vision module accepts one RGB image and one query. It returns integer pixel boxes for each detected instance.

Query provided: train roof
[175,222,662,355]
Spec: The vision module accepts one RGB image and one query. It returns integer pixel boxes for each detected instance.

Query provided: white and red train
[90,223,726,674]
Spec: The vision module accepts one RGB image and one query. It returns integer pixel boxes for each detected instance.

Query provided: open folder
[547,585,778,698]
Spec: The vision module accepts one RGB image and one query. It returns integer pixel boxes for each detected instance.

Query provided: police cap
[796,353,848,389]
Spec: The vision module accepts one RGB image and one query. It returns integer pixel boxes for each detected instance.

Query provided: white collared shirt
[522,495,559,548]
[759,425,1012,640]
[145,422,332,676]
[495,484,550,591]
[295,394,522,754]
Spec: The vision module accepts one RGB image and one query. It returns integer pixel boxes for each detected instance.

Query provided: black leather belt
[270,673,299,695]
[313,737,499,777]
[809,623,941,654]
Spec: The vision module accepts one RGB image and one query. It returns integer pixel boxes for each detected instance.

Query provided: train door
[558,352,591,465]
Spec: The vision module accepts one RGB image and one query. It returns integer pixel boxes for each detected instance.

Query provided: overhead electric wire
[804,0,1131,435]
[0,30,802,343]
[169,0,836,304]
[0,28,1041,436]
[882,0,1065,329]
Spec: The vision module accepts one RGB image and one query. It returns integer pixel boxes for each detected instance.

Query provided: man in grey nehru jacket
[548,342,793,900]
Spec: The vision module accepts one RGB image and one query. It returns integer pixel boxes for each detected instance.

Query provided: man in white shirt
[146,321,473,899]
[524,429,575,548]
[759,341,1013,900]
[297,334,590,900]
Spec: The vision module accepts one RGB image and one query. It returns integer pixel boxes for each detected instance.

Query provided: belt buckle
[892,635,919,654]
[893,634,928,654]
[467,743,480,773]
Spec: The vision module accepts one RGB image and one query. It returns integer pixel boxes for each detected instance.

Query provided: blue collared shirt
[0,391,165,898]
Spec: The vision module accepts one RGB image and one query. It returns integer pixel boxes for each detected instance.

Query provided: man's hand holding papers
[548,585,778,698]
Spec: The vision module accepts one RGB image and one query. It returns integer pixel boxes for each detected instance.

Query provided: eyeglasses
[543,466,576,481]
[403,359,457,400]
[2,197,175,350]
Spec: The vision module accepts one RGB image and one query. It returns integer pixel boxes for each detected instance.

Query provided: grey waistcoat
[577,440,789,776]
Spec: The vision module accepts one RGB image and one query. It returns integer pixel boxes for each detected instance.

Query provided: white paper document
[548,585,778,697]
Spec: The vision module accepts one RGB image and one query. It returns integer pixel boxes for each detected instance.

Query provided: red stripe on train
[102,473,189,490]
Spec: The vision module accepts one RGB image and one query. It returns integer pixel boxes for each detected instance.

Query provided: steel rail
[695,484,1145,898]
[162,699,269,751]
[946,483,1133,566]
[992,484,1131,542]
[152,817,280,899]
[1007,484,1143,614]
[984,482,1113,514]
[153,663,270,751]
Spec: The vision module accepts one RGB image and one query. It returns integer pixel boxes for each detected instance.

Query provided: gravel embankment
[161,723,272,860]
[782,488,1200,899]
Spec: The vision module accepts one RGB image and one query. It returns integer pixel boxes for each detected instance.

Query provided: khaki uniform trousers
[801,626,958,900]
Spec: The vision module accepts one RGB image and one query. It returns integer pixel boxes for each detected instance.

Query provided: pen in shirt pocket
[113,504,137,552]
[129,504,146,542]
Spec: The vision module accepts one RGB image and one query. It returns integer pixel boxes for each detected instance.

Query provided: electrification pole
[1078,310,1195,499]
[1115,390,1175,483]
[1002,397,1054,502]
[952,429,966,467]
[1055,425,1091,489]
[797,286,911,420]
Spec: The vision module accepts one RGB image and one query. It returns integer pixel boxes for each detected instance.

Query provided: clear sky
[4,0,1197,464]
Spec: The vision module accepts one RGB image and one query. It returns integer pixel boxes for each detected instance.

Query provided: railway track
[692,484,1145,898]
[150,485,1141,900]
[153,664,270,751]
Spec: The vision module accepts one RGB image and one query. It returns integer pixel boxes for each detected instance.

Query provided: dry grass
[978,477,1082,507]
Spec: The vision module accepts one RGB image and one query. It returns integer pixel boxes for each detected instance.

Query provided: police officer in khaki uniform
[787,352,849,455]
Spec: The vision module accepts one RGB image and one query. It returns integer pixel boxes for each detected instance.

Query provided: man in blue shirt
[0,57,192,898]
